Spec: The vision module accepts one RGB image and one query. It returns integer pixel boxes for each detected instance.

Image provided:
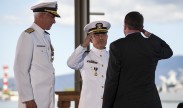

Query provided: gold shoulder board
[25,28,34,33]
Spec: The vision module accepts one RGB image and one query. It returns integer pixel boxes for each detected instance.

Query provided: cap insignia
[96,23,103,29]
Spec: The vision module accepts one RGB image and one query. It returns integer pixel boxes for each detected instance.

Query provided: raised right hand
[141,29,151,37]
[82,33,93,48]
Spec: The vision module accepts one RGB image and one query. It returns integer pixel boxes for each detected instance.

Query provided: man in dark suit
[177,102,183,108]
[102,11,173,108]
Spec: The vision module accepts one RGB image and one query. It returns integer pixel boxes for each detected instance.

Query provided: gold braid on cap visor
[45,9,60,17]
[88,29,107,34]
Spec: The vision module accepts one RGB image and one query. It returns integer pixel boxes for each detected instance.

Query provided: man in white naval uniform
[67,21,111,108]
[14,1,60,108]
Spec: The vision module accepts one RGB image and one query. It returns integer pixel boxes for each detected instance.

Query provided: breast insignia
[25,28,35,33]
[87,60,98,64]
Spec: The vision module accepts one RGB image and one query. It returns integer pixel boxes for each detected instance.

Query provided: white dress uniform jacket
[14,23,55,108]
[67,45,109,108]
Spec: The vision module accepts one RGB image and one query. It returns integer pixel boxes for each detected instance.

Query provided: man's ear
[124,24,127,30]
[140,26,144,33]
[89,33,93,43]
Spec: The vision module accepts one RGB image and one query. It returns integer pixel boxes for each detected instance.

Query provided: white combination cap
[84,21,111,34]
[31,1,60,17]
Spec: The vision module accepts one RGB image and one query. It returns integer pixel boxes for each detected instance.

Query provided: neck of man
[34,19,46,30]
[125,29,140,36]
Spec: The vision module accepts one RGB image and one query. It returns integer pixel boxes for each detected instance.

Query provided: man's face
[91,33,108,49]
[42,12,56,30]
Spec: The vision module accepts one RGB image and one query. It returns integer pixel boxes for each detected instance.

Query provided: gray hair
[34,12,47,18]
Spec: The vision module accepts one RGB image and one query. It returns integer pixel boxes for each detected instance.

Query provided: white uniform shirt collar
[91,46,107,57]
[32,23,45,38]
[126,31,140,36]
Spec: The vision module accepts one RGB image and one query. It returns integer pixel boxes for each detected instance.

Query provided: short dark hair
[125,11,144,30]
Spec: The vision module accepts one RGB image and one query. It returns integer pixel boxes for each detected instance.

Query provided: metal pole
[90,12,105,15]
[74,0,90,92]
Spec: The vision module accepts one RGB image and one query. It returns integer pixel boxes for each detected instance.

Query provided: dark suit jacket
[102,32,173,108]
[177,102,183,108]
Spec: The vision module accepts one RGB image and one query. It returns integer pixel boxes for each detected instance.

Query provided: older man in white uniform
[14,1,60,108]
[67,21,111,108]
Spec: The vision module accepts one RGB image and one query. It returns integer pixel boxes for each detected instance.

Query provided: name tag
[37,45,46,47]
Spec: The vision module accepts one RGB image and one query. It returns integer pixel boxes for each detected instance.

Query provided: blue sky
[1,0,183,78]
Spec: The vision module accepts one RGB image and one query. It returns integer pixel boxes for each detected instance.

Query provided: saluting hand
[82,33,93,48]
[141,29,151,37]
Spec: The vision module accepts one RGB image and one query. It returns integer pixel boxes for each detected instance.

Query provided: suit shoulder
[24,28,35,34]
[111,38,124,45]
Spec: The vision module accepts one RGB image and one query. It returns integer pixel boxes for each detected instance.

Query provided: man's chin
[46,28,51,30]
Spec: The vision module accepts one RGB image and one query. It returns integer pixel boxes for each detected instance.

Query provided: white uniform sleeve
[14,32,34,102]
[67,45,87,70]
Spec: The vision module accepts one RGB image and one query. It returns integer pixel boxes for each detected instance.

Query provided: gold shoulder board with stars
[25,28,35,33]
